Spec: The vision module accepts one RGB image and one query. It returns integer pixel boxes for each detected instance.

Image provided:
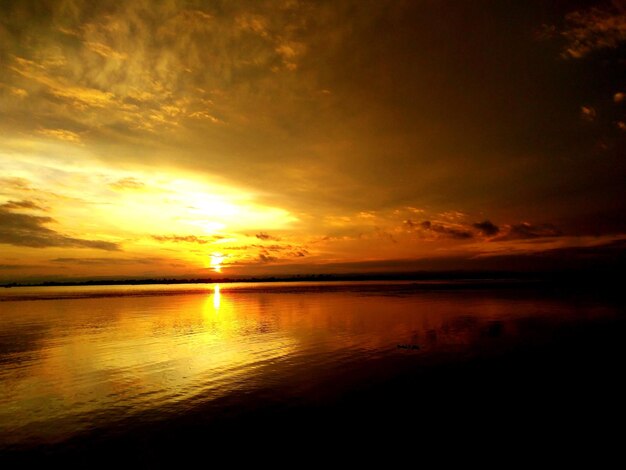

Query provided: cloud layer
[1,1,626,279]
[0,201,119,250]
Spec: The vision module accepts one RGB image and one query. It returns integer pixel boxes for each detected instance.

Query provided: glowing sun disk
[210,253,225,272]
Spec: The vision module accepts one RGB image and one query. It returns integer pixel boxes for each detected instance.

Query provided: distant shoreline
[1,270,620,289]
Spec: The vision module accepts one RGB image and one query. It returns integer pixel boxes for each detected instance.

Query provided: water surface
[0,281,622,449]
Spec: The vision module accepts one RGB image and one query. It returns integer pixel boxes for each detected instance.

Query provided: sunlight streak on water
[213,284,221,310]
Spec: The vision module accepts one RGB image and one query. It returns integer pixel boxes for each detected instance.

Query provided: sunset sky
[2,0,626,281]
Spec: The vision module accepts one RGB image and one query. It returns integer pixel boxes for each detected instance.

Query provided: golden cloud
[38,128,82,143]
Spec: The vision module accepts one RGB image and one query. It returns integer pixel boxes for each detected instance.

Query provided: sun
[210,253,225,273]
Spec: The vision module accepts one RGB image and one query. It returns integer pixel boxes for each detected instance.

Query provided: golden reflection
[213,284,221,310]
[0,289,304,445]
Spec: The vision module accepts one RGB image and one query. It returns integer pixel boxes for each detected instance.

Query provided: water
[0,281,623,453]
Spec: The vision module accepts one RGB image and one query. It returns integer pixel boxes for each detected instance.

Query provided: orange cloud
[562,2,626,58]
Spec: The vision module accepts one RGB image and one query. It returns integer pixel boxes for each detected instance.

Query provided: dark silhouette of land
[2,268,623,289]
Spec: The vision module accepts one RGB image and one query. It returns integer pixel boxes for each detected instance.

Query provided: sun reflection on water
[213,284,221,310]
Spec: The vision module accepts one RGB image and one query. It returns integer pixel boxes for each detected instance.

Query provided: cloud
[437,210,467,221]
[406,218,559,242]
[51,257,156,265]
[152,235,217,244]
[411,220,474,240]
[561,2,626,59]
[8,87,28,98]
[38,128,82,143]
[110,177,145,191]
[249,243,309,257]
[0,264,43,270]
[258,251,277,263]
[251,243,289,251]
[403,219,417,230]
[580,106,597,121]
[84,41,128,60]
[0,178,33,192]
[473,220,500,237]
[228,242,309,264]
[496,223,562,241]
[0,206,119,250]
[0,200,46,211]
[473,238,626,271]
[0,0,312,141]
[1,0,624,281]
[188,111,221,123]
[256,232,280,241]
[10,56,116,109]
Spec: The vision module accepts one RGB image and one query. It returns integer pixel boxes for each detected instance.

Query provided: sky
[1,0,626,281]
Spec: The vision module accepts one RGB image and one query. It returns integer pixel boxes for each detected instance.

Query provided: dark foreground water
[1,281,625,465]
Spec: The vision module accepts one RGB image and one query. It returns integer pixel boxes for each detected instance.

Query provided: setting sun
[210,253,225,273]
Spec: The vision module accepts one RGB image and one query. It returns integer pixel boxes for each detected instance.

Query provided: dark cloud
[220,245,251,251]
[531,238,626,260]
[497,223,562,241]
[403,220,417,230]
[561,2,626,59]
[256,232,280,241]
[0,264,43,270]
[374,227,397,244]
[258,251,277,263]
[0,207,119,250]
[230,238,626,276]
[152,235,218,244]
[0,200,46,211]
[417,220,473,240]
[251,244,309,253]
[51,257,156,265]
[580,106,597,121]
[474,238,626,272]
[251,244,288,251]
[473,220,500,237]
[253,244,308,261]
